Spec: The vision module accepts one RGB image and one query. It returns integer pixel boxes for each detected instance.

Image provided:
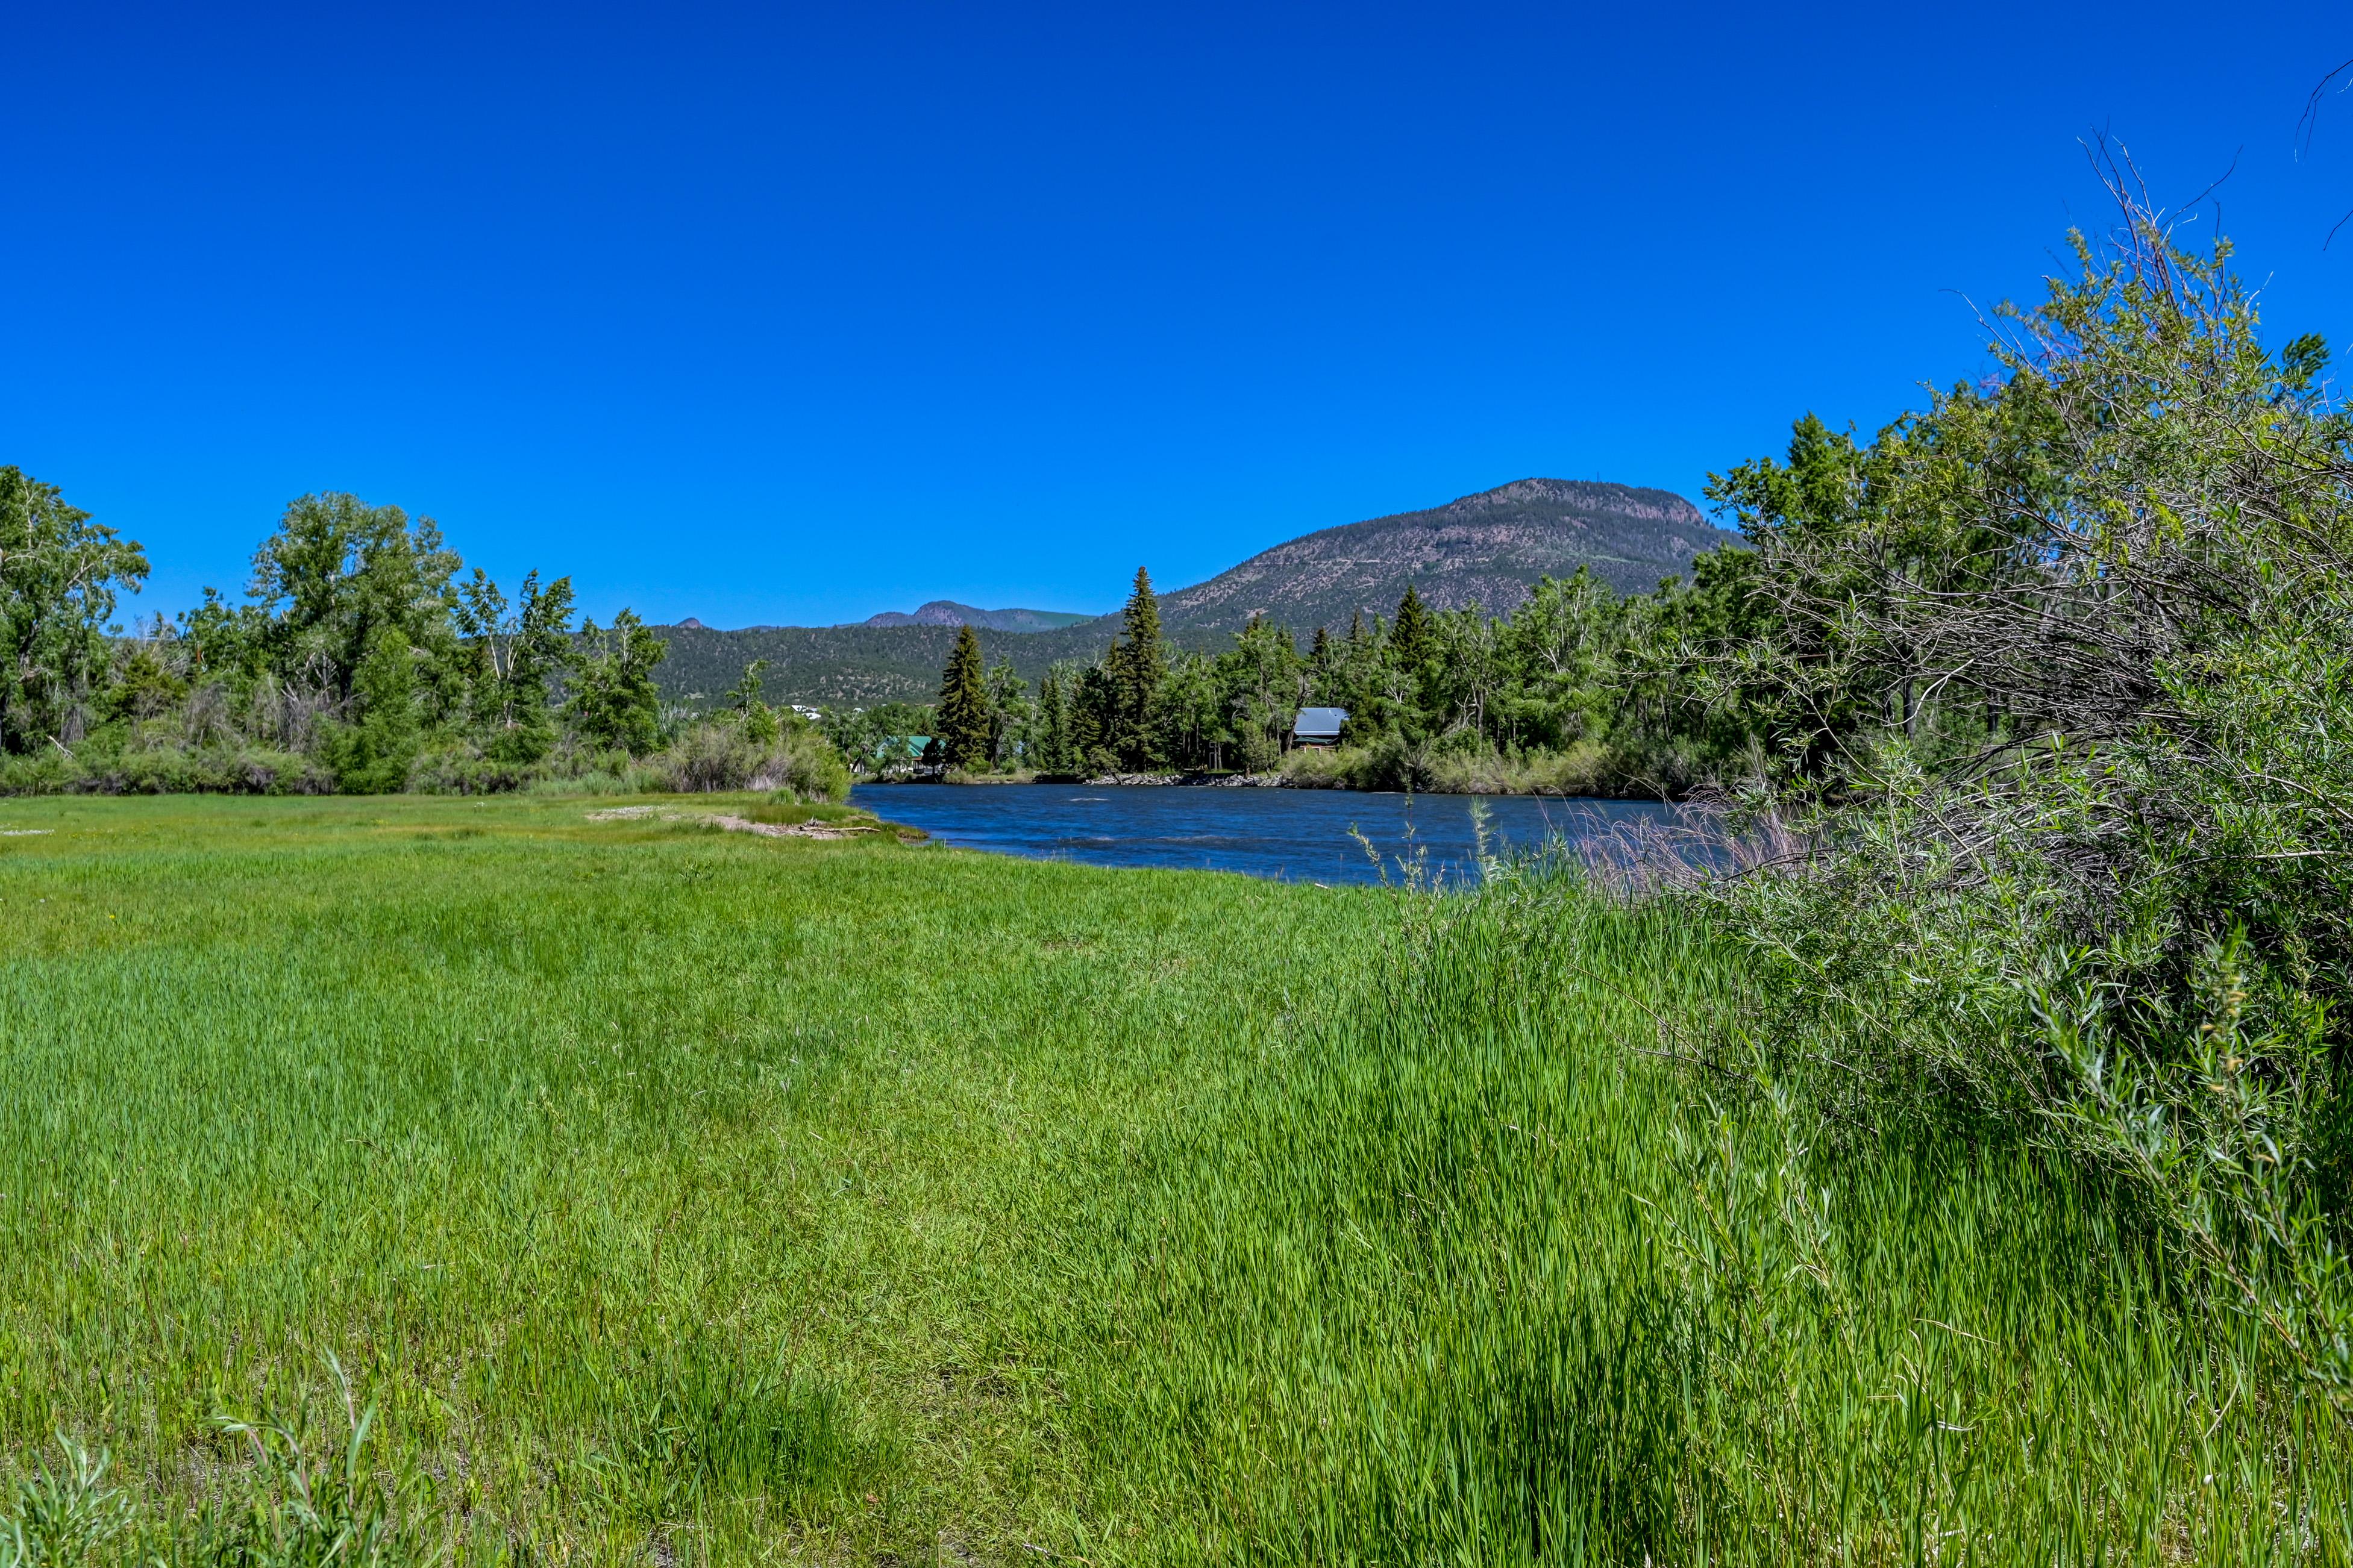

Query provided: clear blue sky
[7,3,2351,628]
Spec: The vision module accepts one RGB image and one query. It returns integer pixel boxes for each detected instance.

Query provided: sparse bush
[0,743,336,798]
[1280,748,1355,790]
[403,747,542,796]
[642,718,850,802]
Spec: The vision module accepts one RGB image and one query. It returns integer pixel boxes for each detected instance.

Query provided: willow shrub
[1696,182,2353,1401]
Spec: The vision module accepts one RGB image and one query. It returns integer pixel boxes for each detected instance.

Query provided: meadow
[1,795,2346,1564]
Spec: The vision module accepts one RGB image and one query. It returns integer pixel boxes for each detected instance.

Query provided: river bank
[862,741,1675,799]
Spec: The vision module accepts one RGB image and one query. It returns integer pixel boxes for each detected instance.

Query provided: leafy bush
[1685,182,2353,1398]
[0,745,335,797]
[0,1440,130,1568]
[643,719,850,802]
[1280,739,1631,796]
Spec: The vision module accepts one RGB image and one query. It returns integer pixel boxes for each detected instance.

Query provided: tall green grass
[1,797,2344,1562]
[0,793,1379,1561]
[1027,872,2353,1561]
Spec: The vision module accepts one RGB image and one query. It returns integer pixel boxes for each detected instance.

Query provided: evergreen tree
[1388,584,1438,736]
[1390,584,1433,670]
[1035,667,1073,773]
[934,623,992,769]
[1104,566,1167,769]
[1073,663,1118,773]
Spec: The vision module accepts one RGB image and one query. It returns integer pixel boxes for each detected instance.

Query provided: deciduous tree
[568,610,666,754]
[0,467,149,752]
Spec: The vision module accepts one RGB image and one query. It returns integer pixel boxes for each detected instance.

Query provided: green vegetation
[4,189,2349,1564]
[0,495,853,804]
[1,796,2346,1562]
[0,467,149,754]
[1687,193,2353,1419]
[831,555,1740,790]
[640,480,1737,711]
[932,624,992,770]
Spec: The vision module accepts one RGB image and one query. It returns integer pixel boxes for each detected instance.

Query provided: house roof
[1291,706,1348,738]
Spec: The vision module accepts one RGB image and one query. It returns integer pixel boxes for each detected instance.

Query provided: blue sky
[7,3,2351,627]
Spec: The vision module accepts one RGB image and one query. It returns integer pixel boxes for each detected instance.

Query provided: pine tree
[1074,663,1117,771]
[1390,584,1433,670]
[1036,669,1072,773]
[935,623,992,769]
[1104,566,1166,769]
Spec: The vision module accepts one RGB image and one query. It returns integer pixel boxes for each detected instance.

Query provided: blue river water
[849,782,1679,886]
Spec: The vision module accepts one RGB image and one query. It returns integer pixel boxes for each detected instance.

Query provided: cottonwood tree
[0,467,148,752]
[568,610,667,755]
[454,568,577,763]
[983,657,1033,767]
[245,492,464,714]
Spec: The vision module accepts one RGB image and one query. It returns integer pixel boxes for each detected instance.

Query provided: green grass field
[1,796,2346,1564]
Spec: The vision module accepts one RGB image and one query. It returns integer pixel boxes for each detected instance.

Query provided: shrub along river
[849,782,1681,886]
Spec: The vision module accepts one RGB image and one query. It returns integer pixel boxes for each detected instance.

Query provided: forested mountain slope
[653,478,1733,705]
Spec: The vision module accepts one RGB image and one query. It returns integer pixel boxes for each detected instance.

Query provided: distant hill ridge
[854,601,1096,632]
[651,478,1738,705]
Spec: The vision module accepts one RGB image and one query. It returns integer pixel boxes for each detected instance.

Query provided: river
[848,782,1681,886]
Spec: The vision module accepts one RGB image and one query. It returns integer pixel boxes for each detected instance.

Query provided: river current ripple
[850,782,1681,887]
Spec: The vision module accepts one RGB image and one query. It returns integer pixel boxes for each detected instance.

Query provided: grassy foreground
[0,796,2346,1563]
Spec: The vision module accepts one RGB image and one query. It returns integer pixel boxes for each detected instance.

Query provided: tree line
[0,487,842,798]
[860,554,1764,795]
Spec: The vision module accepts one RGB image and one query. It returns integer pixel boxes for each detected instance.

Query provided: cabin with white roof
[1290,707,1347,749]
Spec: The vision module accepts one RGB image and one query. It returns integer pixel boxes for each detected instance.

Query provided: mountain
[855,601,1096,632]
[650,478,1738,707]
[1146,478,1735,637]
[650,622,989,708]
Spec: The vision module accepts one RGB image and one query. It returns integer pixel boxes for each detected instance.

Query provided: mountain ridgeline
[858,602,1095,632]
[653,479,1737,705]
